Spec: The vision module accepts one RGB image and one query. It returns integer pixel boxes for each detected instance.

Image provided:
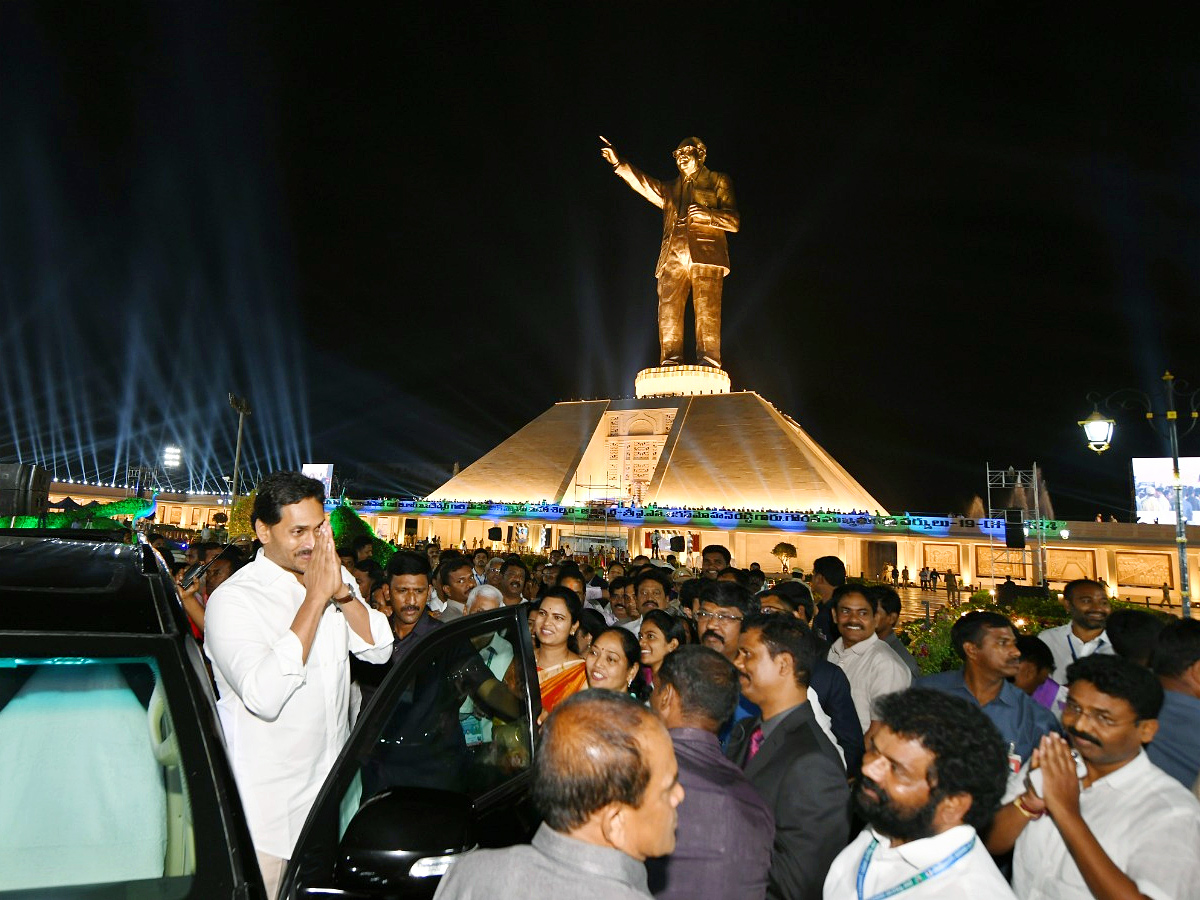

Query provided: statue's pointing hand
[599,135,618,166]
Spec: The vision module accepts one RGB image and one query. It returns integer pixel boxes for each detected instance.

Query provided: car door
[282,604,541,900]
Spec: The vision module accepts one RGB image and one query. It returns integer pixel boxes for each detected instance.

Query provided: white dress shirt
[1005,750,1200,900]
[583,597,617,625]
[827,632,913,732]
[807,686,845,768]
[204,550,393,858]
[1035,623,1114,684]
[824,825,1016,900]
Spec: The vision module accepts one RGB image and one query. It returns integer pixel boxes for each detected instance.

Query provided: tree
[228,490,256,538]
[212,512,228,525]
[329,502,395,567]
[771,542,797,570]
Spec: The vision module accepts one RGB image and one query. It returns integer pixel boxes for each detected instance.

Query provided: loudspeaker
[0,464,51,518]
[487,526,503,541]
[670,535,686,552]
[1005,522,1026,549]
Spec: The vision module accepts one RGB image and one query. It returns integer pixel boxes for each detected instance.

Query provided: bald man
[435,691,684,899]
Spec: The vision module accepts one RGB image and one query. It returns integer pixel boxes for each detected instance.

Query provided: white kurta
[205,550,393,858]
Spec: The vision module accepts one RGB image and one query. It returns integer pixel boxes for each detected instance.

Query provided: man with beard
[1035,579,1114,684]
[824,689,1016,899]
[989,655,1200,900]
[204,472,393,896]
[918,611,1059,767]
[725,615,850,900]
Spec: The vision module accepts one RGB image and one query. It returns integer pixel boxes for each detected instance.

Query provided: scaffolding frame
[985,462,1047,586]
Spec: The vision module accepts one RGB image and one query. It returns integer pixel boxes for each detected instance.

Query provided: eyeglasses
[696,610,743,624]
[1063,699,1136,729]
[672,146,699,160]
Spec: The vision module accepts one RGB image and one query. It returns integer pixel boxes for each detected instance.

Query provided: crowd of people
[165,471,1200,900]
[879,563,963,600]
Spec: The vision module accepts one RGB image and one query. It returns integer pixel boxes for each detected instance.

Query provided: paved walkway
[893,584,954,624]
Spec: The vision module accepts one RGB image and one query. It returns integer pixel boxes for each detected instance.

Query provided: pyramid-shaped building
[428,389,884,514]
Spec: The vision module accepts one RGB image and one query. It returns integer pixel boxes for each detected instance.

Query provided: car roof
[0,534,179,634]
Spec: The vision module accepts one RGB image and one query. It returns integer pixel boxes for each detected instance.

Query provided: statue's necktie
[676,178,693,225]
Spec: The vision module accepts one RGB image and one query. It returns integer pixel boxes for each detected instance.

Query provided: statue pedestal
[635,365,731,399]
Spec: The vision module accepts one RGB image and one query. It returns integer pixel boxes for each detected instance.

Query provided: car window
[339,617,533,837]
[0,657,195,897]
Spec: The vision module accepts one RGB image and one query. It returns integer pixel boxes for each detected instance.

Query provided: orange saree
[537,659,588,712]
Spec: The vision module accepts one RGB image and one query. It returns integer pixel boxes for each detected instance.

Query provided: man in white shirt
[827,585,913,732]
[459,584,515,743]
[987,654,1200,900]
[205,472,393,897]
[1035,579,1114,684]
[825,688,1016,899]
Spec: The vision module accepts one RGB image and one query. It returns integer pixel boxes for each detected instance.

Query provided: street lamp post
[1079,371,1200,619]
[228,393,252,502]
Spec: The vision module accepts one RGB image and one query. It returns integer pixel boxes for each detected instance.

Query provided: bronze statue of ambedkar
[601,136,739,369]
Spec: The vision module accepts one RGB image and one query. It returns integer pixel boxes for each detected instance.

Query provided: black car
[281,603,542,899]
[0,531,541,899]
[0,530,266,899]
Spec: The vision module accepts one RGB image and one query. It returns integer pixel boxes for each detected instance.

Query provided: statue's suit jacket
[726,703,851,900]
[613,161,740,276]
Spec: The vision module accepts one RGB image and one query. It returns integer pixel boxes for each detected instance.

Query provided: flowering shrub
[900,588,1168,674]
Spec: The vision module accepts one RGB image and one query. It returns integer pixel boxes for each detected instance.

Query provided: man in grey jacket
[435,691,684,899]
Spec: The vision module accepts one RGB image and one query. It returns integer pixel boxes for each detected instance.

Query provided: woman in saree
[585,626,651,703]
[530,586,588,712]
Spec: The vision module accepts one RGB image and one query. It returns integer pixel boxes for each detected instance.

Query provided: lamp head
[1079,408,1114,454]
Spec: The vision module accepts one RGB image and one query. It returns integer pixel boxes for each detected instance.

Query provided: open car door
[281,603,542,899]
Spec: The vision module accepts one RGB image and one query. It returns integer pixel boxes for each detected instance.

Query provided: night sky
[2,4,1198,520]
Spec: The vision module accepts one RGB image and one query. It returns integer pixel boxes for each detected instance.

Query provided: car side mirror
[335,786,475,894]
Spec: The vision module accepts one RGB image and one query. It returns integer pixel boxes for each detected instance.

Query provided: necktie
[747,724,765,761]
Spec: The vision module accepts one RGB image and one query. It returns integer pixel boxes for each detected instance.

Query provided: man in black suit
[727,615,851,900]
